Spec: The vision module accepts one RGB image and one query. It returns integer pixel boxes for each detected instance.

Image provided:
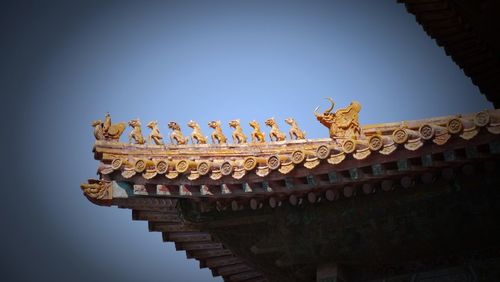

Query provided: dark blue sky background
[1,1,493,281]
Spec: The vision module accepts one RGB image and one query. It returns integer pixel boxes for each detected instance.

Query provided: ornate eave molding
[90,109,500,183]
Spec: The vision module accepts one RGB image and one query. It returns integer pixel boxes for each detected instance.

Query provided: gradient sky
[1,1,493,281]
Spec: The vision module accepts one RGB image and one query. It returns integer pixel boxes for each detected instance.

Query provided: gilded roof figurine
[92,112,125,141]
[314,97,362,139]
[249,120,265,143]
[229,119,247,144]
[147,120,163,145]
[80,179,111,201]
[208,120,227,144]
[168,121,188,145]
[187,120,207,144]
[128,119,146,144]
[92,120,105,140]
[265,117,286,142]
[285,117,306,140]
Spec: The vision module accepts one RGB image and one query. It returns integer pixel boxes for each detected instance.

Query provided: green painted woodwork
[443,150,456,161]
[307,175,316,186]
[328,172,339,183]
[397,159,409,171]
[349,168,359,180]
[465,146,478,159]
[371,164,384,176]
[421,154,433,167]
[490,141,500,154]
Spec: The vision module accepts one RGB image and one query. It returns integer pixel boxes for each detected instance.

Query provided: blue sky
[1,1,493,281]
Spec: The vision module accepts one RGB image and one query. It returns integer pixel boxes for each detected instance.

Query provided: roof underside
[399,0,500,107]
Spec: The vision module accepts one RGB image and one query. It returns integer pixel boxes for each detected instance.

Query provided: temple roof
[399,0,500,107]
[78,2,500,279]
[82,106,500,281]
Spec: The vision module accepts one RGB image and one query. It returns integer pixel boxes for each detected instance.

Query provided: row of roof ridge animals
[92,113,306,145]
